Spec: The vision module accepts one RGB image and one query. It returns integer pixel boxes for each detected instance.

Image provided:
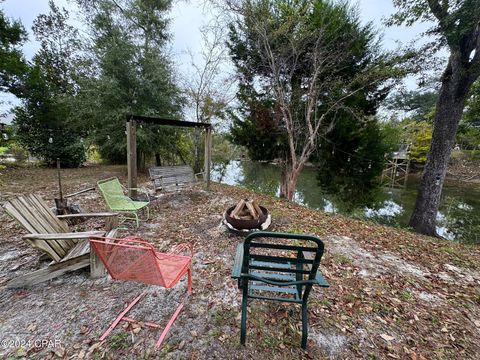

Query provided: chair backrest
[242,232,325,300]
[3,194,73,261]
[149,165,196,189]
[90,236,166,287]
[97,177,131,210]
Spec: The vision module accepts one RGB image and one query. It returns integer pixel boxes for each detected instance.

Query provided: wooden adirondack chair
[3,194,119,288]
[232,231,329,349]
[97,177,150,228]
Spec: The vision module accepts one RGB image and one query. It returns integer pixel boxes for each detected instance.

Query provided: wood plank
[231,200,246,219]
[64,187,95,198]
[3,202,38,234]
[56,212,118,219]
[6,254,90,288]
[27,195,72,254]
[23,231,105,241]
[127,119,137,197]
[30,194,69,232]
[25,196,71,255]
[205,128,212,190]
[245,200,258,219]
[6,198,65,260]
[62,241,90,261]
[252,201,263,217]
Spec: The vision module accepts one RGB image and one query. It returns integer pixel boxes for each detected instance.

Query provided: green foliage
[227,99,287,161]
[379,121,403,153]
[13,1,86,167]
[212,132,242,162]
[227,0,395,163]
[0,6,27,94]
[385,90,438,121]
[72,0,184,166]
[405,120,432,163]
[458,80,480,149]
[464,80,480,125]
[315,116,387,211]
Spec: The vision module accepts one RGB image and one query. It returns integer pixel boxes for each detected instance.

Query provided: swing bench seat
[149,165,203,192]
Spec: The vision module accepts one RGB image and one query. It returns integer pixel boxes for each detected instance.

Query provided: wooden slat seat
[149,165,203,192]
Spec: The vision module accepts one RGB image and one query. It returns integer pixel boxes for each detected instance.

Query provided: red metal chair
[89,236,193,349]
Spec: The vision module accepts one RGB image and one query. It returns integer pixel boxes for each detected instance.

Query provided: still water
[212,160,480,244]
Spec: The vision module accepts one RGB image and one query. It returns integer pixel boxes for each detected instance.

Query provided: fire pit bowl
[225,205,269,230]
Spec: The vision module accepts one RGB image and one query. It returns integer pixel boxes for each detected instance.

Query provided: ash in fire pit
[223,199,272,234]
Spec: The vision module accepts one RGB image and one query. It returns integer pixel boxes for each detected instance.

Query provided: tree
[227,0,406,200]
[13,1,86,167]
[73,0,184,166]
[384,89,438,120]
[389,0,480,236]
[182,21,234,172]
[0,4,27,96]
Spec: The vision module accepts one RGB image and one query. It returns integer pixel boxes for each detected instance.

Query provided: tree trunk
[279,158,301,201]
[155,153,161,166]
[409,58,472,236]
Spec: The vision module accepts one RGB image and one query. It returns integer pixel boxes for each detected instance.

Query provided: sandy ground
[1,165,480,359]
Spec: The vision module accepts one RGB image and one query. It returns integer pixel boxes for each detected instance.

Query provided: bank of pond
[212,160,480,244]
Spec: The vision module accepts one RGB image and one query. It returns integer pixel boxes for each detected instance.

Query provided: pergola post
[126,119,137,197]
[204,127,212,190]
[125,115,211,193]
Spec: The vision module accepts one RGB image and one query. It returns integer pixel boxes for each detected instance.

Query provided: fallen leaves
[380,334,395,342]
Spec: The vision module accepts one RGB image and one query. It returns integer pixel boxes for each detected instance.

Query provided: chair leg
[187,268,192,294]
[240,285,248,345]
[301,301,308,349]
[100,291,147,341]
[154,300,186,349]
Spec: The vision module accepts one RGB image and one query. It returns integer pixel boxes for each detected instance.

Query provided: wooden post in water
[127,119,137,197]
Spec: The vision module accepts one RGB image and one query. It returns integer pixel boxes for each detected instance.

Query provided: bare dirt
[1,165,479,359]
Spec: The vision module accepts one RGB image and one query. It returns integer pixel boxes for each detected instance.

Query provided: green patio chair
[97,177,150,228]
[232,231,329,349]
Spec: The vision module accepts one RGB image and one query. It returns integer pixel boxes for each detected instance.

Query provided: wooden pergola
[126,115,213,195]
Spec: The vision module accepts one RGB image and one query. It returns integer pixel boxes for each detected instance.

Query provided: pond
[212,160,480,244]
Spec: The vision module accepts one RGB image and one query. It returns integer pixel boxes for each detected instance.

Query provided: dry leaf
[380,334,395,342]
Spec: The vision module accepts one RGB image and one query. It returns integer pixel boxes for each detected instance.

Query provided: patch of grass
[107,332,129,350]
[372,302,393,316]
[331,253,353,266]
[213,308,237,327]
[400,289,414,302]
[440,245,476,269]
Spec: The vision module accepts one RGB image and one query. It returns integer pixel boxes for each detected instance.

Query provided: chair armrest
[56,212,118,219]
[23,231,105,241]
[232,243,244,279]
[314,271,329,287]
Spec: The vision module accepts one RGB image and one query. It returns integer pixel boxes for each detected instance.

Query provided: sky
[0,0,437,118]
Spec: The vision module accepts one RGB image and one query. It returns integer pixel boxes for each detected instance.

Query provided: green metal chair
[97,177,150,228]
[232,231,329,349]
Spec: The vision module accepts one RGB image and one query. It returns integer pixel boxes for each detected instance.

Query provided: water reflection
[212,160,480,244]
